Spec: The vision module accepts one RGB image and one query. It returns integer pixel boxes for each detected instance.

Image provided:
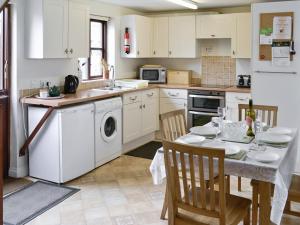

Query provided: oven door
[140,69,160,83]
[187,111,219,129]
[188,94,225,112]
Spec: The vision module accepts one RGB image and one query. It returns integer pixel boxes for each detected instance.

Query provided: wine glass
[252,111,266,151]
[217,107,226,133]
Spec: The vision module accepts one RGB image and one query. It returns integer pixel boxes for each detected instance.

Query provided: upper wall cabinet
[121,15,153,58]
[196,14,234,39]
[231,13,251,58]
[169,15,198,58]
[25,0,89,59]
[152,17,169,58]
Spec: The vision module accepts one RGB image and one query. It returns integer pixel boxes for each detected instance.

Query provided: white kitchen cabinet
[152,17,169,58]
[226,92,251,122]
[25,0,89,59]
[160,89,188,120]
[123,89,159,144]
[123,101,143,143]
[196,14,234,39]
[121,15,153,58]
[169,15,197,58]
[231,13,251,58]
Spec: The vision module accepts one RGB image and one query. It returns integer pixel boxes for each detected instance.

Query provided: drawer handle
[168,92,179,97]
[130,96,138,101]
[235,96,248,101]
[147,93,154,97]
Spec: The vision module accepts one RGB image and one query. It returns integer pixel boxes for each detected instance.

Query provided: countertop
[21,84,251,107]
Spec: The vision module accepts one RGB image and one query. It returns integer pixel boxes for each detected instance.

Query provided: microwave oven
[139,65,167,83]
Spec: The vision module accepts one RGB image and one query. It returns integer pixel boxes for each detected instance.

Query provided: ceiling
[95,0,267,12]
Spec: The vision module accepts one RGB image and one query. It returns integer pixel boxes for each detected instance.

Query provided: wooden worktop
[21,84,251,107]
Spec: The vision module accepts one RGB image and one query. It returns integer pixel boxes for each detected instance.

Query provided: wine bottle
[246,99,255,137]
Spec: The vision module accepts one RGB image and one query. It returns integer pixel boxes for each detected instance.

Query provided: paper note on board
[260,35,273,45]
[273,16,292,40]
[272,45,290,66]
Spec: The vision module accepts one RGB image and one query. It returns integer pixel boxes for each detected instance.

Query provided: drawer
[123,91,142,105]
[226,92,251,104]
[160,88,187,99]
[142,89,159,101]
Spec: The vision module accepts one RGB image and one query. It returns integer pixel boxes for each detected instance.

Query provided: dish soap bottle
[246,99,255,137]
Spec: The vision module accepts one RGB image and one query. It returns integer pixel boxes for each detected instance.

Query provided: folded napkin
[226,150,247,160]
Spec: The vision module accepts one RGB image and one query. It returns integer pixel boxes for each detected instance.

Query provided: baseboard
[9,165,28,178]
[122,132,156,154]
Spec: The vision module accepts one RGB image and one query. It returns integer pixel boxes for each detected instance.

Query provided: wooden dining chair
[162,140,251,225]
[284,174,300,217]
[159,109,230,220]
[237,104,278,192]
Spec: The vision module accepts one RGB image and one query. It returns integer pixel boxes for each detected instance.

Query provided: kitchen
[1,0,300,225]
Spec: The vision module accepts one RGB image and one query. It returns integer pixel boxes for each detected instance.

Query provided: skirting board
[122,132,156,154]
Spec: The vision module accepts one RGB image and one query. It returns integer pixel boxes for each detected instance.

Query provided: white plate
[201,142,241,156]
[259,133,292,144]
[247,151,280,163]
[190,126,220,136]
[35,94,65,100]
[225,144,241,156]
[267,127,292,135]
[175,135,206,145]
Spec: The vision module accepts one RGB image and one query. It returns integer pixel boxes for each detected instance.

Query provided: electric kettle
[64,75,79,94]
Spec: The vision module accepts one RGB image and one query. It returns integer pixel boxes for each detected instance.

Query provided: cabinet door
[68,1,89,58]
[232,13,251,58]
[142,93,159,135]
[136,16,153,58]
[152,17,169,58]
[226,102,239,122]
[123,102,142,143]
[169,16,196,58]
[160,98,187,119]
[196,14,233,39]
[43,0,68,58]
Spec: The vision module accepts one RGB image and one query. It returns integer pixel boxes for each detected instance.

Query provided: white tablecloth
[149,130,298,225]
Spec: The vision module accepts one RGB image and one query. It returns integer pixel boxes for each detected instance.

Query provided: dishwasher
[28,103,95,183]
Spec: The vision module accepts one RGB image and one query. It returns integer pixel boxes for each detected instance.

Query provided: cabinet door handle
[70,48,74,54]
[232,50,235,55]
[129,96,137,101]
[211,34,216,37]
[65,49,69,54]
[169,51,172,55]
[137,50,140,55]
[143,104,145,108]
[153,50,156,55]
[139,105,142,109]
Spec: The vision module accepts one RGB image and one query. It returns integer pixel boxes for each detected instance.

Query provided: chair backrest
[160,109,187,141]
[162,140,226,224]
[238,104,278,127]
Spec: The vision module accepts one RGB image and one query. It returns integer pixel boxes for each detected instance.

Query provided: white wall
[10,0,145,177]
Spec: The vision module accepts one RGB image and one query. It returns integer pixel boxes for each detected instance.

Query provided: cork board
[259,12,294,61]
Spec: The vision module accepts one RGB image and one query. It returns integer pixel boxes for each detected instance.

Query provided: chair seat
[288,174,300,201]
[180,188,251,225]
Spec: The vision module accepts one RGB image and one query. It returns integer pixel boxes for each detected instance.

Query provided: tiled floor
[6,155,300,225]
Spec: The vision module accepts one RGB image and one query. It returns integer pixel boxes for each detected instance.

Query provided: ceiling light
[166,0,198,10]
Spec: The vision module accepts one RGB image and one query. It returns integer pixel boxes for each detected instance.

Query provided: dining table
[149,126,299,225]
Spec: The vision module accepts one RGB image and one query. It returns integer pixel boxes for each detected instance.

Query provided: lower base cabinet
[123,89,159,144]
[226,92,251,122]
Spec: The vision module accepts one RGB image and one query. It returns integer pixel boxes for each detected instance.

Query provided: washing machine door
[100,112,117,143]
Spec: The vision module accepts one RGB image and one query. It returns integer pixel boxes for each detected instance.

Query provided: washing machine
[94,97,122,167]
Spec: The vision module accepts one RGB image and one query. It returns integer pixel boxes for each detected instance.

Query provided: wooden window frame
[87,19,107,80]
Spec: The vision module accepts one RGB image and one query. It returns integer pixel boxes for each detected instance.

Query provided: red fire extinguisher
[124,27,130,54]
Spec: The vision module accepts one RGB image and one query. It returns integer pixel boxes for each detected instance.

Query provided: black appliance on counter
[237,75,251,88]
[187,89,225,129]
[64,75,79,94]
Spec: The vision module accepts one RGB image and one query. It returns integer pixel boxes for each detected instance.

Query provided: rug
[4,181,79,225]
[126,141,162,160]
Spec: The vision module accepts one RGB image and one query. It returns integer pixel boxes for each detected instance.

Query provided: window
[0,2,10,94]
[88,19,107,80]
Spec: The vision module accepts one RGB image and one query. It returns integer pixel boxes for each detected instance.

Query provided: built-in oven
[187,90,225,128]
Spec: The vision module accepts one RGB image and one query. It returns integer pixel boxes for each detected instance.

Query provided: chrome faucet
[109,65,115,88]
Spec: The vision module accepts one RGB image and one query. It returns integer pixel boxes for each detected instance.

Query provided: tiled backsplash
[201,56,236,86]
